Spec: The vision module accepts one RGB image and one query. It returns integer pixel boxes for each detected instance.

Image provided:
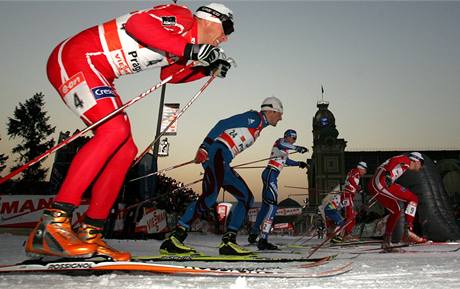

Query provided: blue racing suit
[250,138,302,240]
[178,110,269,232]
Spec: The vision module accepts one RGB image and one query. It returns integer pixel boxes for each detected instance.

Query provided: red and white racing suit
[367,155,419,236]
[342,168,362,235]
[47,4,208,220]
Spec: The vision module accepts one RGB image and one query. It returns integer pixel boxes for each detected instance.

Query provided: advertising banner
[0,195,88,228]
[160,103,180,135]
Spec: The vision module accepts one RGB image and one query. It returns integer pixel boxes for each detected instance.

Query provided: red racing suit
[342,168,362,235]
[47,4,208,220]
[367,155,419,236]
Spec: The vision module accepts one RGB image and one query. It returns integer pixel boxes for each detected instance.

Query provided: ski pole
[133,74,217,166]
[298,231,320,245]
[306,219,354,258]
[234,165,308,170]
[169,177,202,194]
[285,185,309,190]
[0,62,195,185]
[120,177,202,213]
[128,159,195,183]
[358,193,378,238]
[233,166,266,169]
[233,152,298,168]
[306,198,378,258]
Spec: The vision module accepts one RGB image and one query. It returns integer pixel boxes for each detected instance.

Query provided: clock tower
[307,98,347,207]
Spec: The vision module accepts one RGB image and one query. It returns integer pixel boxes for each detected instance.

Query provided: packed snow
[0,232,459,289]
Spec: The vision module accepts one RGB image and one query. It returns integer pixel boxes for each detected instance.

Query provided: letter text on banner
[160,103,180,135]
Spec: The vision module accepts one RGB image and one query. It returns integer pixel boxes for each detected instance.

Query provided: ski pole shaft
[121,177,202,213]
[169,178,202,195]
[128,159,195,182]
[367,194,377,206]
[306,219,354,258]
[233,152,297,168]
[133,75,216,166]
[0,63,194,185]
[358,194,378,238]
[233,166,266,169]
[285,185,309,190]
[306,198,378,258]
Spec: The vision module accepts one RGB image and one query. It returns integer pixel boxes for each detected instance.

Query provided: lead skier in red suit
[25,3,234,261]
[367,152,428,252]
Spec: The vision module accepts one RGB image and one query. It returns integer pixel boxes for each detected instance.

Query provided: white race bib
[59,72,96,117]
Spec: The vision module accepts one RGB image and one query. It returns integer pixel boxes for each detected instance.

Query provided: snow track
[0,233,459,289]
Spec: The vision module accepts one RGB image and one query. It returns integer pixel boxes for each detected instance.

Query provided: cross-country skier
[160,97,284,256]
[367,152,428,252]
[318,162,367,243]
[25,3,234,261]
[341,161,368,241]
[247,129,308,250]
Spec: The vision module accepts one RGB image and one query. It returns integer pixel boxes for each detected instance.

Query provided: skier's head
[409,152,423,163]
[196,3,234,45]
[408,152,424,170]
[284,129,297,143]
[261,96,283,113]
[357,161,368,175]
[261,96,283,127]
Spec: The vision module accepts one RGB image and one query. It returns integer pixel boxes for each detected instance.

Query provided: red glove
[194,148,208,164]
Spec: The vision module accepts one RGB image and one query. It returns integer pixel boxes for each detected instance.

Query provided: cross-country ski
[0,258,353,279]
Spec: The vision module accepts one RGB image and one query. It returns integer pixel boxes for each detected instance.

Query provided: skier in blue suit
[248,129,308,250]
[160,97,284,255]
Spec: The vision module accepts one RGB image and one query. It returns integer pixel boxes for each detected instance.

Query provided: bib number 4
[59,72,97,117]
[73,93,84,108]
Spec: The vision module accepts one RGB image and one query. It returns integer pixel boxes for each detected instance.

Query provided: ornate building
[306,99,460,210]
[307,100,347,207]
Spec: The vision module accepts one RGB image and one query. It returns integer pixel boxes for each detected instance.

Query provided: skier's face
[410,160,422,171]
[265,111,283,126]
[198,19,228,46]
[286,136,296,144]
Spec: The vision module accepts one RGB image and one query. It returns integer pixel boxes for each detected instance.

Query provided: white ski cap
[195,3,234,35]
[261,97,283,113]
[196,3,233,24]
[357,161,368,170]
[409,152,424,162]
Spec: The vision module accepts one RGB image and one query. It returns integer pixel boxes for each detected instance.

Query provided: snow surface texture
[0,232,459,289]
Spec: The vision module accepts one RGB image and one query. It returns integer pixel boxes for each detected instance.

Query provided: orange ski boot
[402,224,429,244]
[403,230,429,244]
[77,224,131,261]
[25,208,97,258]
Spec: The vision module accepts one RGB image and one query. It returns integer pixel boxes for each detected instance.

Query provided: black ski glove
[184,43,224,66]
[299,161,308,169]
[208,59,231,78]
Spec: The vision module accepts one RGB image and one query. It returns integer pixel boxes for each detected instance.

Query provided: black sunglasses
[197,6,234,35]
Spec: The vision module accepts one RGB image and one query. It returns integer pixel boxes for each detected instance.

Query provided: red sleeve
[345,169,361,192]
[160,59,209,83]
[125,4,194,57]
[385,155,410,177]
[387,156,410,169]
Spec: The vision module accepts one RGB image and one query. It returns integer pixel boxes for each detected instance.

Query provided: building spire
[318,84,329,106]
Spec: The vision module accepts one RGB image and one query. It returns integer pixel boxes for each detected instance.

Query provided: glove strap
[184,43,200,59]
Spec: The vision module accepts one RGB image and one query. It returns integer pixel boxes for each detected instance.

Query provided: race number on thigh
[59,72,97,117]
[262,219,273,234]
[405,201,417,217]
